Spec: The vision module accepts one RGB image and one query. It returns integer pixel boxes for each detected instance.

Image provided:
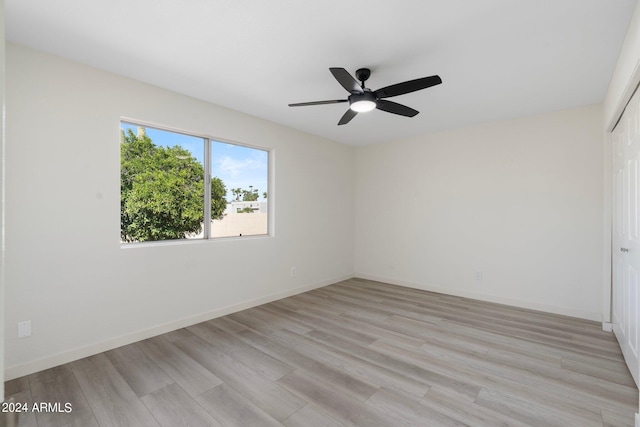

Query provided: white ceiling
[5,0,637,146]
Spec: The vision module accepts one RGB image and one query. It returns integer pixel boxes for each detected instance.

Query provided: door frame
[605,60,640,330]
[605,58,640,427]
[0,0,6,403]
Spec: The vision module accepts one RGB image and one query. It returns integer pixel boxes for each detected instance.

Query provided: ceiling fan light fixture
[349,91,377,112]
[350,100,377,112]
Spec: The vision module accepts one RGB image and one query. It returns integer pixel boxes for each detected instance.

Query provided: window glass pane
[120,123,205,242]
[210,140,268,237]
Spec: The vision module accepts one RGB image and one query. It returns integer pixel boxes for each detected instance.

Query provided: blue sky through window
[121,123,268,201]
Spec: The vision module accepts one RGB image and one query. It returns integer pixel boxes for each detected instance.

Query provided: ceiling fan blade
[330,68,364,94]
[288,99,348,107]
[338,109,358,125]
[374,75,442,99]
[376,100,419,117]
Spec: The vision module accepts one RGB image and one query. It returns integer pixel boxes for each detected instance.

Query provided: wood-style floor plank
[561,357,637,387]
[189,321,294,381]
[277,370,397,426]
[474,386,601,427]
[136,336,223,397]
[140,383,221,427]
[105,343,174,397]
[364,388,463,427]
[3,377,38,427]
[71,354,160,427]
[265,328,432,400]
[173,335,306,421]
[281,404,345,427]
[3,278,638,426]
[28,365,98,427]
[304,329,483,400]
[421,385,530,427]
[196,383,281,427]
[231,327,380,402]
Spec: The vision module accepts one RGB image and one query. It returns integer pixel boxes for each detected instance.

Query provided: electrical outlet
[474,270,483,281]
[18,320,32,338]
[291,267,297,277]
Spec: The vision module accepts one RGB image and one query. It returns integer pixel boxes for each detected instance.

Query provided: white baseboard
[4,274,353,381]
[355,274,602,322]
[602,322,613,332]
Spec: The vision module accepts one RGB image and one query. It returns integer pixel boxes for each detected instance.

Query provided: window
[120,122,269,243]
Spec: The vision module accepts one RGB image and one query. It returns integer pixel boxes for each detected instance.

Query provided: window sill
[120,234,271,249]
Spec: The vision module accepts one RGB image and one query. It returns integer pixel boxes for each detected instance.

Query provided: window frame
[120,119,271,245]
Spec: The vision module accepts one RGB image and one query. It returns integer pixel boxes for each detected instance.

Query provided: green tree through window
[120,127,227,242]
[231,185,260,202]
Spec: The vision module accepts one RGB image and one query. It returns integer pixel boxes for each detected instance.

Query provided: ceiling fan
[288,67,442,125]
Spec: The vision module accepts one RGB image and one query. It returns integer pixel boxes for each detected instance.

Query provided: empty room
[2,1,640,426]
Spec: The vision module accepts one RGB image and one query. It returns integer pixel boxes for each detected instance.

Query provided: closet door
[612,87,640,386]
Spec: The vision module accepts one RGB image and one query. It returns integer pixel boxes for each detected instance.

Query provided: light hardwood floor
[4,278,638,426]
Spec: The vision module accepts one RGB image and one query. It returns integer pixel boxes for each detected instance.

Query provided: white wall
[355,104,604,321]
[4,43,355,379]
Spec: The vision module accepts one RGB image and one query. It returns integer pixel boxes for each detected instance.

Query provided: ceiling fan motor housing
[355,68,371,84]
